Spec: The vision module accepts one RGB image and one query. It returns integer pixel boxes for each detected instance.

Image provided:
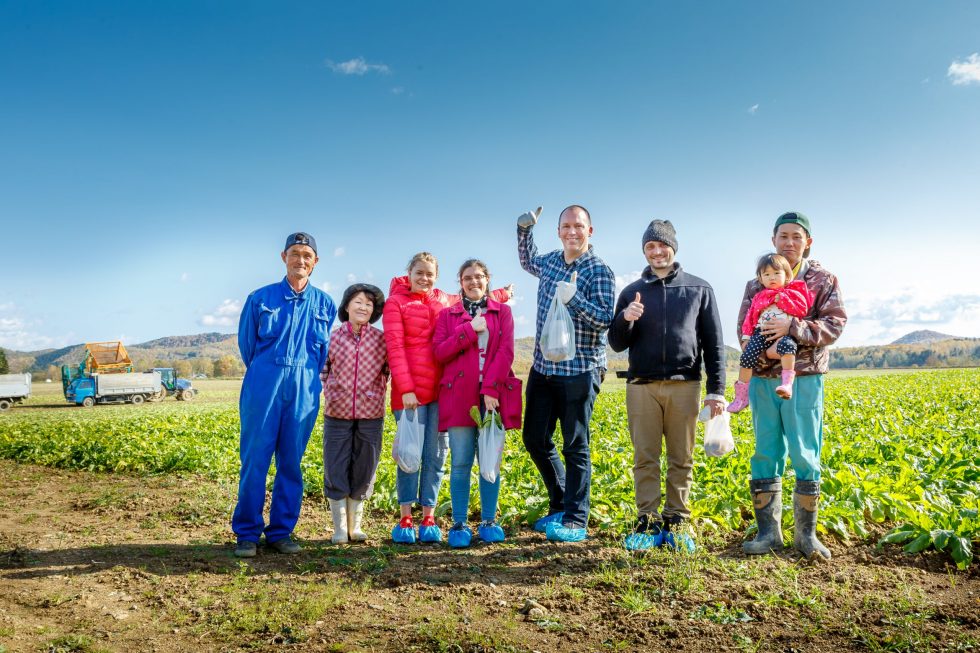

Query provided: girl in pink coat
[432,259,521,548]
[728,253,814,412]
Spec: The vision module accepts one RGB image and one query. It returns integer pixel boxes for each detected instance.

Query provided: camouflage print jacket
[736,259,846,377]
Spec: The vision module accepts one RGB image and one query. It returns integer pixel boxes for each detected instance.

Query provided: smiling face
[459,265,489,301]
[281,244,318,285]
[772,224,812,268]
[643,240,675,273]
[759,265,788,290]
[557,207,593,260]
[347,291,374,327]
[409,260,437,293]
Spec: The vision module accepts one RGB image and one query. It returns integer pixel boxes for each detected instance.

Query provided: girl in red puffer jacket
[728,253,813,413]
[383,252,512,544]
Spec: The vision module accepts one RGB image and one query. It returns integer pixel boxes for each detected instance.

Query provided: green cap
[774,211,811,236]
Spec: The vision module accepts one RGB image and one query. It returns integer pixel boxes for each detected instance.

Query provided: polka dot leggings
[740,328,797,369]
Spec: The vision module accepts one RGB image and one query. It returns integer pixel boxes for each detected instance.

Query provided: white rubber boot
[329,498,349,544]
[347,497,367,542]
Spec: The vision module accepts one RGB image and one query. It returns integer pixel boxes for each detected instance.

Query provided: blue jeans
[749,375,824,481]
[394,403,448,507]
[448,425,501,523]
[521,368,600,528]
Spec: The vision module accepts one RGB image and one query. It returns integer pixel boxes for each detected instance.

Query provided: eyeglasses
[461,274,487,283]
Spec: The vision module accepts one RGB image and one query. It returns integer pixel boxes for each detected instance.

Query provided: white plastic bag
[478,410,506,483]
[703,410,735,457]
[393,410,423,473]
[540,294,576,362]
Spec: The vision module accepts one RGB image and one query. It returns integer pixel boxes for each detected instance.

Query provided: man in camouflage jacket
[738,212,846,561]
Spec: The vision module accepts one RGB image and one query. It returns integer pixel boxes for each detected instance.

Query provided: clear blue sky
[2,1,978,351]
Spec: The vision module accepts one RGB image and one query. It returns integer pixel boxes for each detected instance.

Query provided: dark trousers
[323,417,384,501]
[740,328,797,369]
[521,368,601,528]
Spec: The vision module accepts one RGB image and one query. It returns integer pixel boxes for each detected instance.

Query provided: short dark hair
[559,205,591,226]
[755,253,793,281]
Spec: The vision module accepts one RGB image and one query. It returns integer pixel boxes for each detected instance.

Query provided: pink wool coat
[432,298,522,431]
[741,279,814,337]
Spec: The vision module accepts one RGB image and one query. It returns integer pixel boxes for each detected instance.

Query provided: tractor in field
[150,367,196,401]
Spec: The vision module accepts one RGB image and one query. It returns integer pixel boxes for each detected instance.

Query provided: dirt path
[1,460,977,652]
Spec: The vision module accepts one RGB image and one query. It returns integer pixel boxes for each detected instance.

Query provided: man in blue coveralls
[233,232,336,557]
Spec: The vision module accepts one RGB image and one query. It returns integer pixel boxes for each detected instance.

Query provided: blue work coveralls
[232,277,336,544]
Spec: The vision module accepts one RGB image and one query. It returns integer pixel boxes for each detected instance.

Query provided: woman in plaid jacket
[321,283,389,544]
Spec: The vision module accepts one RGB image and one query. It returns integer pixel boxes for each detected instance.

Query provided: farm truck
[0,373,31,412]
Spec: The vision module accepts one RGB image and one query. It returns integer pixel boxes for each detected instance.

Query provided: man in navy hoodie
[608,220,726,551]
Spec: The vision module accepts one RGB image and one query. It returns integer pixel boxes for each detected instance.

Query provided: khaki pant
[626,380,701,519]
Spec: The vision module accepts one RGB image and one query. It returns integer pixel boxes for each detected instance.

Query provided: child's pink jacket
[741,280,813,337]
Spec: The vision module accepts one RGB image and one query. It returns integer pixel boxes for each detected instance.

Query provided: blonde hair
[406,251,439,276]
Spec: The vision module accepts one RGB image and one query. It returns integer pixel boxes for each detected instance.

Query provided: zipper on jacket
[661,280,668,368]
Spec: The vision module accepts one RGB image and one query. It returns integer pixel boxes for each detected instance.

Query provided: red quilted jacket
[321,322,388,420]
[741,279,814,337]
[383,276,510,411]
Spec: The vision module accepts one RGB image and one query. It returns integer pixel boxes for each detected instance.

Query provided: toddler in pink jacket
[728,253,813,413]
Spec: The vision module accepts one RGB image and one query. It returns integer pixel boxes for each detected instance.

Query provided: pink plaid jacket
[321,322,389,420]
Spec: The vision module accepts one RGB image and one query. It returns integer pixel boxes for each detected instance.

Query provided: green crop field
[1,369,977,568]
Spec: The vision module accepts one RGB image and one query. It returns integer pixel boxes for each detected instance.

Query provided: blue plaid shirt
[518,225,616,376]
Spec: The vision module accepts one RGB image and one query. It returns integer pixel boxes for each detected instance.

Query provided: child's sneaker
[478,520,506,543]
[545,521,588,543]
[775,370,796,400]
[447,522,472,548]
[727,380,750,413]
[533,511,564,532]
[391,516,416,544]
[418,515,443,543]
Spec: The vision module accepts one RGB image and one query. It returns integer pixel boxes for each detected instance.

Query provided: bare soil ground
[1,459,977,653]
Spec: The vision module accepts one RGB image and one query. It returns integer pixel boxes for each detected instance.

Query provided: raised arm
[608,285,638,353]
[516,207,546,277]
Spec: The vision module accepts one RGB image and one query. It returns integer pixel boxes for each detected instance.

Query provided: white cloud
[346,273,357,283]
[615,270,644,298]
[948,53,980,86]
[200,299,243,328]
[748,103,760,115]
[333,246,346,257]
[0,307,69,351]
[391,86,405,95]
[180,272,191,283]
[837,290,980,346]
[320,281,333,293]
[326,57,391,76]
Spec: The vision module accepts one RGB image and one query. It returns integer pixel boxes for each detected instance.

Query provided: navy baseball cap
[284,232,317,255]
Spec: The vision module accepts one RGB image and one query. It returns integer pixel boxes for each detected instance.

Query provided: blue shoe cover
[545,521,588,542]
[391,523,417,544]
[419,523,443,543]
[623,532,663,551]
[478,521,506,543]
[533,511,564,533]
[664,531,696,553]
[448,523,472,548]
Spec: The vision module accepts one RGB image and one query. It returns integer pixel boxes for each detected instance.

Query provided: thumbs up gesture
[470,313,487,332]
[517,206,543,229]
[624,291,644,322]
[557,271,578,305]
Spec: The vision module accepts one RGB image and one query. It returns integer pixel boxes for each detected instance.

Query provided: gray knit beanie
[642,219,678,253]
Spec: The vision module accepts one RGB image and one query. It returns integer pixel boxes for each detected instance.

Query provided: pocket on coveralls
[257,305,280,340]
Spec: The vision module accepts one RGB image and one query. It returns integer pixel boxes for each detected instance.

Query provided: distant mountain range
[2,330,976,374]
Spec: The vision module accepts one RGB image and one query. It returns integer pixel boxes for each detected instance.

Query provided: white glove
[517,206,543,228]
[556,271,578,305]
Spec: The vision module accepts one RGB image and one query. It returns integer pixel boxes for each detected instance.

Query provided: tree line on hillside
[29,355,246,382]
[830,339,980,369]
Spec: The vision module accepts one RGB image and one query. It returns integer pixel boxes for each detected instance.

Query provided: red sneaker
[420,515,436,528]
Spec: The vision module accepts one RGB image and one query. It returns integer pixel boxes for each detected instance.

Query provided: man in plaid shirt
[516,205,615,542]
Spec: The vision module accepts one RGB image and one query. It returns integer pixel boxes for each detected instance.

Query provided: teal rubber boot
[793,480,831,560]
[743,478,783,555]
